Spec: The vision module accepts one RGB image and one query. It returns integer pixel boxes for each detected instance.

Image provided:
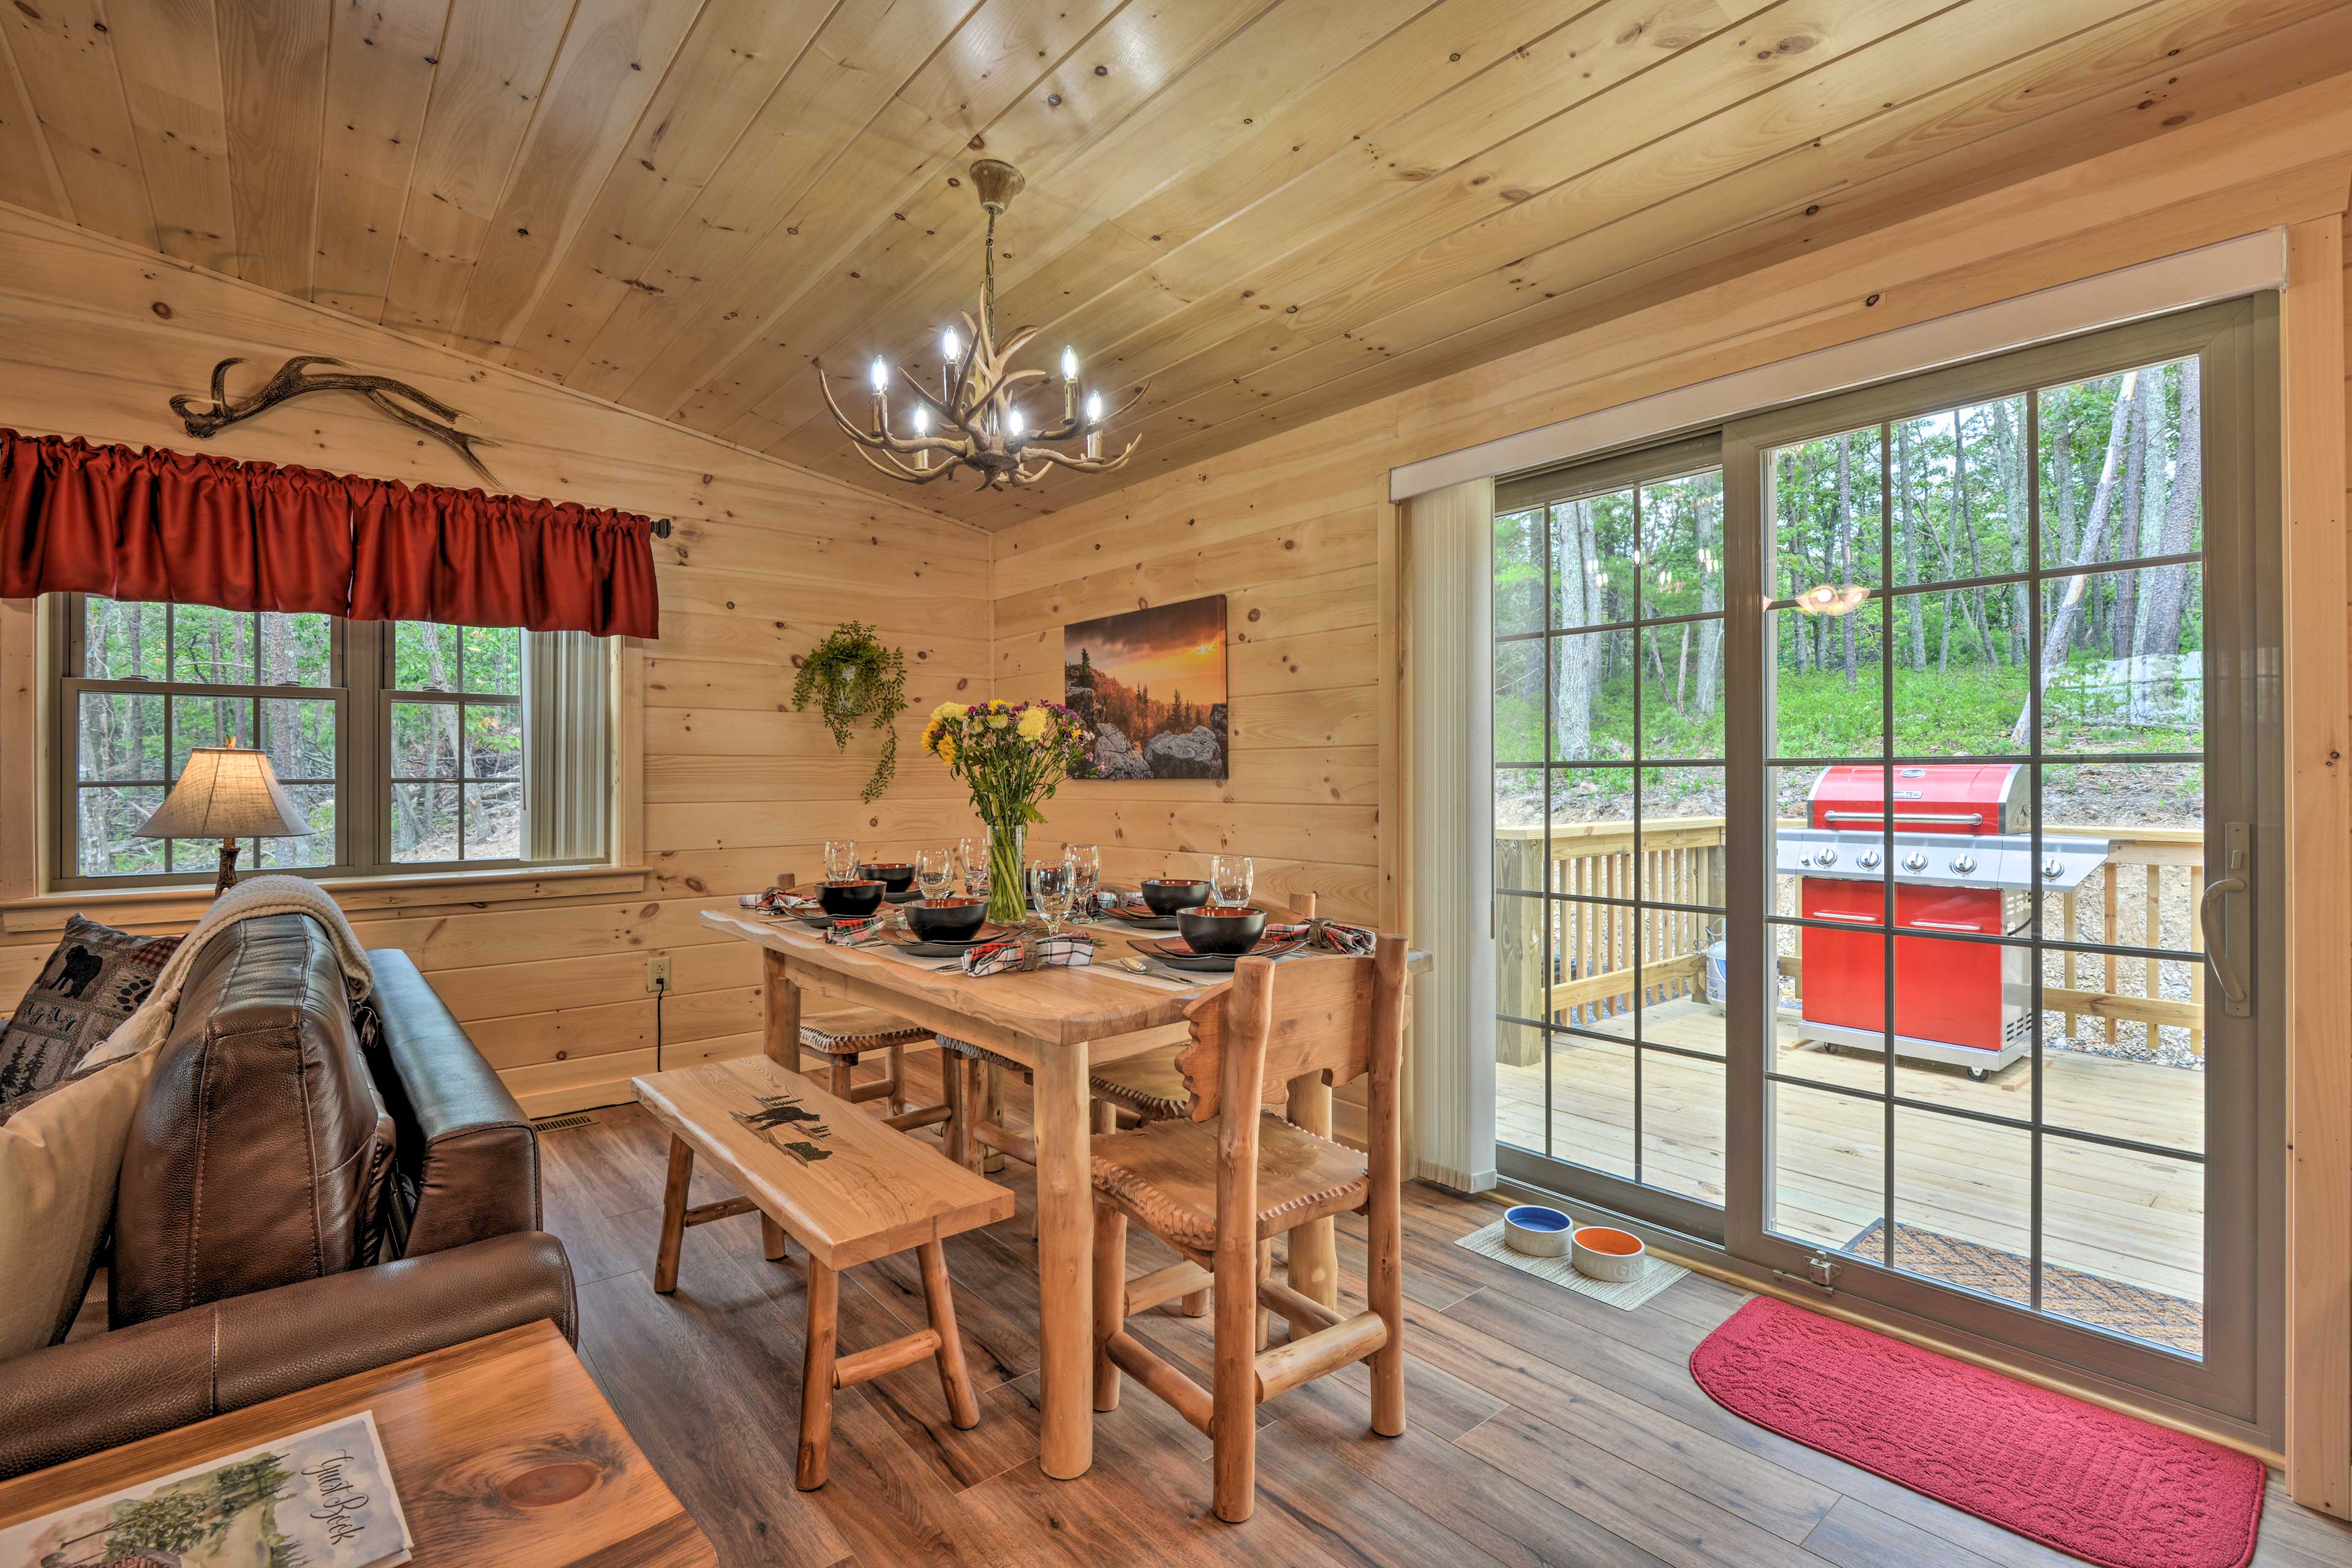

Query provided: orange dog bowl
[1570,1226,1646,1283]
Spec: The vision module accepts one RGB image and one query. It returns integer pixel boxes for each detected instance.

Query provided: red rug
[1689,1298,2265,1568]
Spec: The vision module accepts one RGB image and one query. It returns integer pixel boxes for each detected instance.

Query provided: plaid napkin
[824,916,889,946]
[962,929,1095,976]
[1262,918,1376,956]
[742,888,821,918]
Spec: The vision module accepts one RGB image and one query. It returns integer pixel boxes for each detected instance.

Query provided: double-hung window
[55,595,611,886]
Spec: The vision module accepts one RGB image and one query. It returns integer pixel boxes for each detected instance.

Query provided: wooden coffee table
[0,1320,714,1567]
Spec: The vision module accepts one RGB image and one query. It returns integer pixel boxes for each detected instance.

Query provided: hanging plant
[791,622,909,803]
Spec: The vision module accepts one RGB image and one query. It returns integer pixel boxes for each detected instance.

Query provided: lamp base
[214,840,241,897]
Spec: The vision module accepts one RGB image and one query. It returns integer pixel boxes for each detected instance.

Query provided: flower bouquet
[921,699,1091,923]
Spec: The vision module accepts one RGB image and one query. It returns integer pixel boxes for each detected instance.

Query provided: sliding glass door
[1492,299,2280,1429]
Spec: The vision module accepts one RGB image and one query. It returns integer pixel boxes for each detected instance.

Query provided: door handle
[2200,822,2250,1017]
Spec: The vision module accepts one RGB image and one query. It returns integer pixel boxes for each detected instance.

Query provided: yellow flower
[988,712,1010,729]
[938,735,957,765]
[1016,707,1052,741]
[930,700,965,724]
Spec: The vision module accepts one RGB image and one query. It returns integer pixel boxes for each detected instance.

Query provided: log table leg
[759,949,802,1263]
[1286,1073,1339,1316]
[1034,1037,1094,1480]
[653,1137,692,1294]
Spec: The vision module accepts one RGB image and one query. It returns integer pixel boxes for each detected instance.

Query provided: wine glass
[1065,843,1101,922]
[1210,854,1254,910]
[1028,856,1076,934]
[957,836,989,902]
[824,839,859,883]
[917,846,956,901]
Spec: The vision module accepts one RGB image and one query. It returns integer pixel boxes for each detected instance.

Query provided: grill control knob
[1902,851,1927,873]
[1949,853,1978,876]
[1815,846,1838,867]
[2042,858,2064,880]
[1858,849,1882,870]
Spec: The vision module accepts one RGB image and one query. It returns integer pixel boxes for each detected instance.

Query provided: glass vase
[982,821,1026,925]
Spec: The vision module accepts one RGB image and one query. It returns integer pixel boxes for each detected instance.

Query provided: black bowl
[1175,905,1268,956]
[905,897,987,941]
[1140,878,1215,917]
[816,880,886,918]
[859,861,916,893]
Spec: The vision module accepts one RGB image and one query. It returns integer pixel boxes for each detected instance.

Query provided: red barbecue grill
[1777,763,2108,1080]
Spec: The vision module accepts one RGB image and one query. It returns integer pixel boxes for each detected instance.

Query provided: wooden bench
[633,1055,1015,1490]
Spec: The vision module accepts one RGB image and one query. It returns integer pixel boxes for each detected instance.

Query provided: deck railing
[1494,816,2205,1065]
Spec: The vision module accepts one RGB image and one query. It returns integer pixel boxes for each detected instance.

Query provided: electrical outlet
[646,955,672,992]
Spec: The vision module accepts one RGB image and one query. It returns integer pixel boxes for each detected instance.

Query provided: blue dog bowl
[1502,1204,1575,1257]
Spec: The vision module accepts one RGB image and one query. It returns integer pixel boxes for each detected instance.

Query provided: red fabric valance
[0,429,660,638]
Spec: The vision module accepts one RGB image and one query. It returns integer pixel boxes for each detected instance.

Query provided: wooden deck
[1498,999,2206,1303]
[540,1045,2348,1567]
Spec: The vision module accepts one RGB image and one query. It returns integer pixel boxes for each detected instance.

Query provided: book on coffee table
[0,1410,412,1568]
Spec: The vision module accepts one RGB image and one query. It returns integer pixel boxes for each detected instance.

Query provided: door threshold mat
[1455,1219,1687,1310]
[1844,1219,2202,1358]
[1692,1297,2263,1568]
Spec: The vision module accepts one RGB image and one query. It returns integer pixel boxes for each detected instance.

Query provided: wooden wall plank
[0,15,69,221]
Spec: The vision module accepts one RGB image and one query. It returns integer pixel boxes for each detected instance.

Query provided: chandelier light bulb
[1061,345,1079,380]
[913,405,930,433]
[869,357,888,392]
[942,328,960,362]
[1006,405,1025,440]
[1085,391,1102,423]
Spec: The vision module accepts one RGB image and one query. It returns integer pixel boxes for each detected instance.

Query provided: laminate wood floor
[539,1044,2352,1568]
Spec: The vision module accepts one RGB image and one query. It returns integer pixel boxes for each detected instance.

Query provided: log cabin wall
[989,72,2352,1508]
[0,203,993,1118]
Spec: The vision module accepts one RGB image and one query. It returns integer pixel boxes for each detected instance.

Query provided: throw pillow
[0,917,179,1105]
[0,1042,163,1358]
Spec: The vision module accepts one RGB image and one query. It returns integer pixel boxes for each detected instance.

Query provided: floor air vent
[533,1112,597,1133]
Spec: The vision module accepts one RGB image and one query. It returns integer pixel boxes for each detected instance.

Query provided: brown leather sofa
[0,913,576,1478]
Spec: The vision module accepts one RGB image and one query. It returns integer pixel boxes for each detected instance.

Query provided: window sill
[0,863,650,935]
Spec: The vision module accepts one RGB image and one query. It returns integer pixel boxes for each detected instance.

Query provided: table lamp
[135,735,317,895]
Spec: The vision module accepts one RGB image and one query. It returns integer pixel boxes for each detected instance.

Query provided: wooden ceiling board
[445,0,707,356]
[945,0,2352,526]
[312,0,450,320]
[376,0,578,339]
[0,21,68,221]
[2,0,2345,525]
[553,0,987,404]
[627,0,1142,426]
[1,0,155,249]
[495,0,836,376]
[741,0,1613,466]
[108,0,235,270]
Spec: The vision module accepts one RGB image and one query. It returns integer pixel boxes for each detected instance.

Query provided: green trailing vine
[792,622,908,802]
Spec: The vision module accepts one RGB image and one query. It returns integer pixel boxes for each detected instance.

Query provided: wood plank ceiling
[2,1,2348,529]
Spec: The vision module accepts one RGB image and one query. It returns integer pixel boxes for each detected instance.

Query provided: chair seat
[801,1007,928,1058]
[936,1033,1031,1079]
[1090,1113,1368,1253]
[1085,1042,1188,1120]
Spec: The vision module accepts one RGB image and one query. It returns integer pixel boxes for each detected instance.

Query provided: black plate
[880,923,1016,958]
[884,887,924,904]
[794,912,840,930]
[1101,901,1180,930]
[1135,933,1305,973]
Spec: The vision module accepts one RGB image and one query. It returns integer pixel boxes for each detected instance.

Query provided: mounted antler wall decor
[168,354,503,485]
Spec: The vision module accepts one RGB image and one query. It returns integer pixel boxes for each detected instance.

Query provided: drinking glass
[1029,856,1076,934]
[824,839,859,882]
[1065,843,1101,922]
[958,836,989,901]
[1210,854,1254,910]
[917,847,956,900]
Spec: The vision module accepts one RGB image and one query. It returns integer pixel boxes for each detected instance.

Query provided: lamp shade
[135,741,315,841]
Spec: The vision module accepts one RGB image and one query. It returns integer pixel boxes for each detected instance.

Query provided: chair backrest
[1172,930,1407,1125]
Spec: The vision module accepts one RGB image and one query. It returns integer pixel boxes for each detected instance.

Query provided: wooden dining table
[699,903,1423,1482]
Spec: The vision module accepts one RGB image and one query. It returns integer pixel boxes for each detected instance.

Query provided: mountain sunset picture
[1064,595,1229,779]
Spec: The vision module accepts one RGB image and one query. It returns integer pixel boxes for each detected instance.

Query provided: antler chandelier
[819,160,1144,489]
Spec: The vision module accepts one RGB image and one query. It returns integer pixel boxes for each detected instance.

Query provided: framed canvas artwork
[1065,595,1228,779]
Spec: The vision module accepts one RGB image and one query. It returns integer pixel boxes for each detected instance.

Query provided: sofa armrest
[365,948,542,1255]
[0,1231,575,1481]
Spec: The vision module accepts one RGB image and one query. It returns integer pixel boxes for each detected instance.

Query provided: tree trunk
[2138,360,2202,658]
[2111,371,2155,663]
[1835,434,1856,688]
[1996,401,2030,666]
[1897,423,1926,669]
[2012,371,2140,742]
